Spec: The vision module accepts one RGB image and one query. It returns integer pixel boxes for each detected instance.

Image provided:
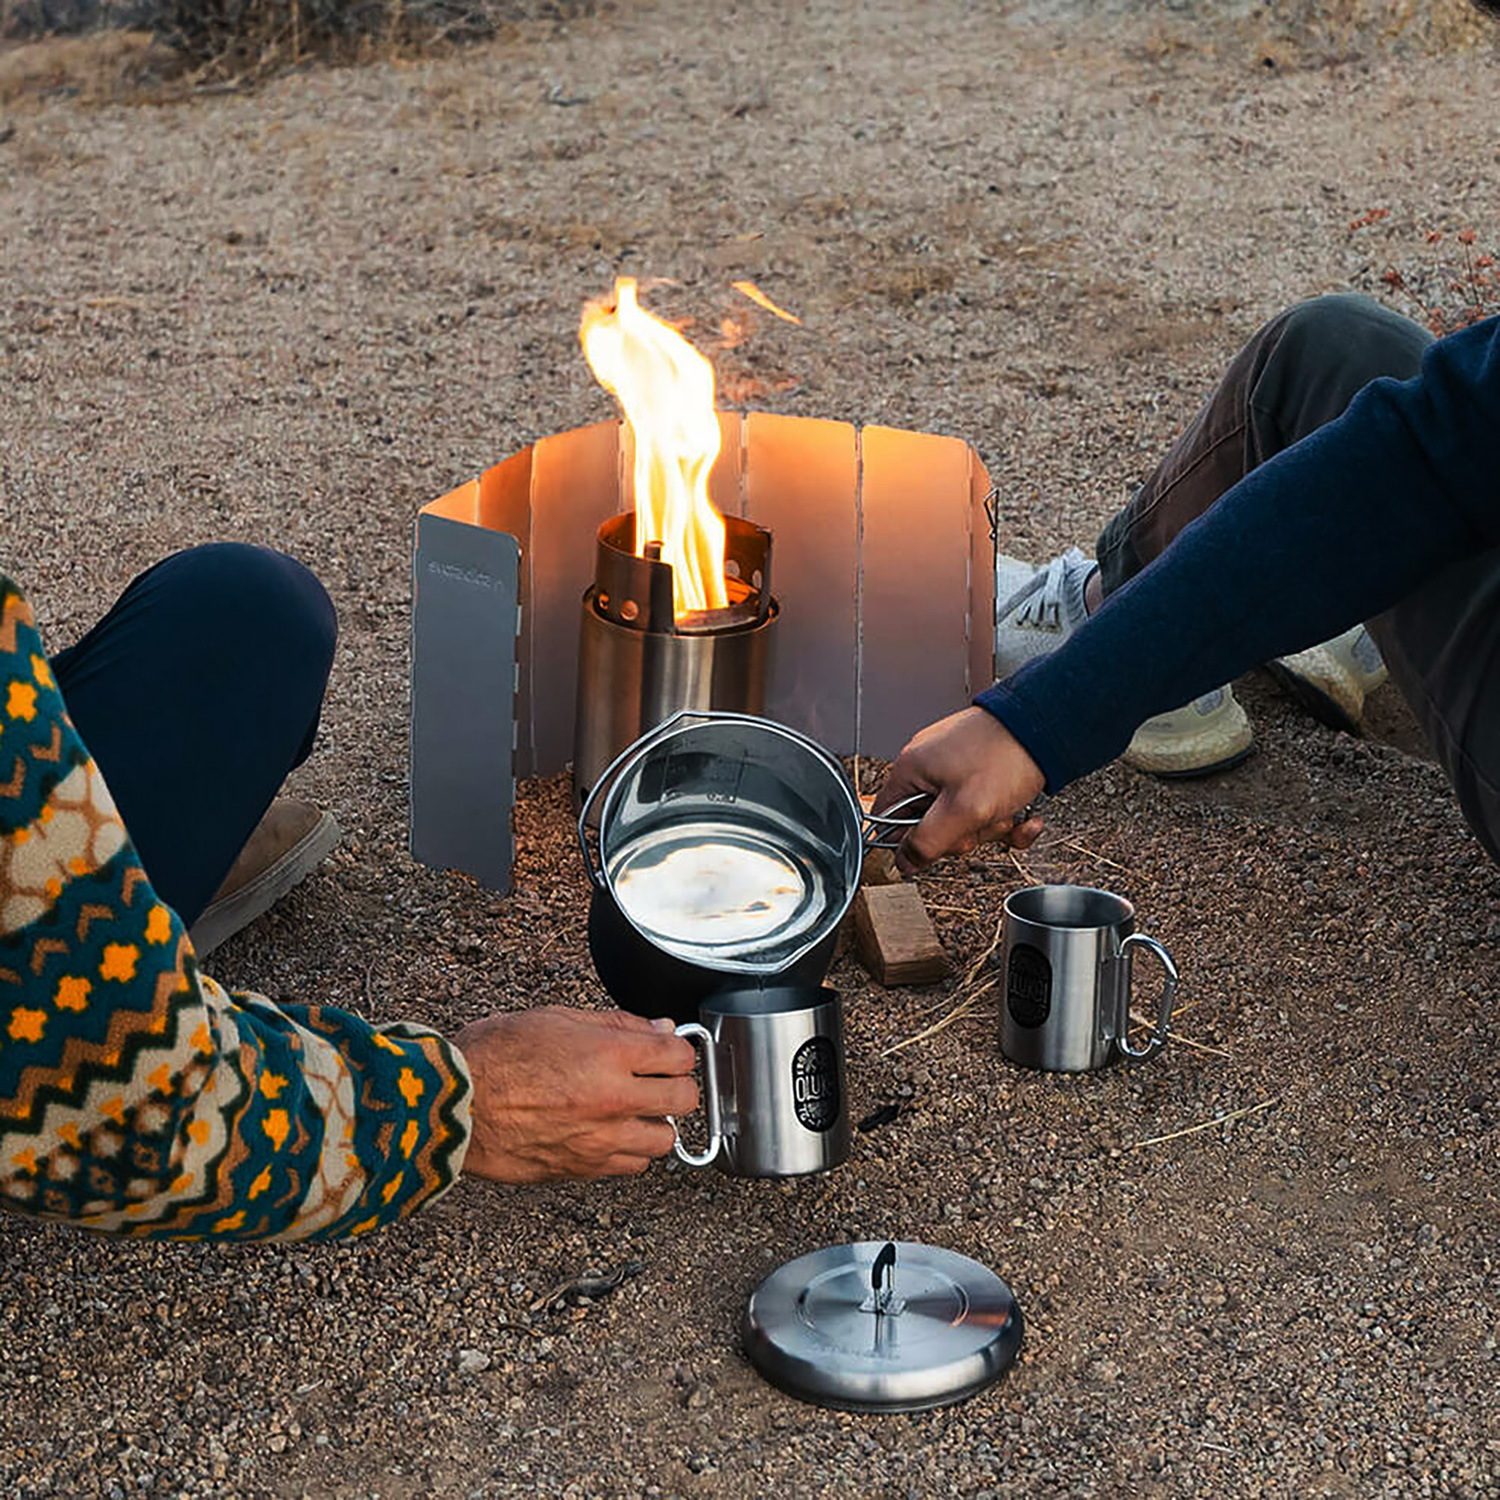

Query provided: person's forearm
[0,577,471,1240]
[978,314,1500,791]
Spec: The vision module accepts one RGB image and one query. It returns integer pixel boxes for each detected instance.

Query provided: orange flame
[732,280,803,325]
[580,278,728,617]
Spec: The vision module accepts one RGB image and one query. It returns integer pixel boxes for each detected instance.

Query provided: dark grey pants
[1095,293,1500,863]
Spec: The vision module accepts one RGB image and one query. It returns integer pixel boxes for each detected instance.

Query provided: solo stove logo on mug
[791,1037,840,1132]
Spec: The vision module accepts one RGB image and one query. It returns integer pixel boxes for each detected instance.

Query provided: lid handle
[871,1241,898,1315]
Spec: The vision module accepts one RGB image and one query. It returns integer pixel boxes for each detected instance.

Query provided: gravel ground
[3,4,1500,1497]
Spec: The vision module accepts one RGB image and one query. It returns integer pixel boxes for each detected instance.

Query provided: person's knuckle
[592,1082,630,1118]
[907,823,939,855]
[954,788,993,826]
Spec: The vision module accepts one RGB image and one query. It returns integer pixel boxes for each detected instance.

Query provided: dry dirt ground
[3,3,1500,1497]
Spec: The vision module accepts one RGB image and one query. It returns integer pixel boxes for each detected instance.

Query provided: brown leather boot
[189,798,340,957]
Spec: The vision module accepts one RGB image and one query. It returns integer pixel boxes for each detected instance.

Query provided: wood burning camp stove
[573,511,777,814]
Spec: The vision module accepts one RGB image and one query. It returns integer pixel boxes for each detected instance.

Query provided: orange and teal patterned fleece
[0,575,471,1239]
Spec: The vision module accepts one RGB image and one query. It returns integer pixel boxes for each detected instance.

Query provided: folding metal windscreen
[411,414,996,890]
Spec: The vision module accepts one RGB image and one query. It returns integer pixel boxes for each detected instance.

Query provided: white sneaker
[1266,624,1387,735]
[996,549,1255,778]
[993,547,1096,677]
[1122,686,1255,778]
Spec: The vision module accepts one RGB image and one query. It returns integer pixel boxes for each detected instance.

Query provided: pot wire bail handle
[576,710,704,888]
[669,1022,723,1167]
[576,708,784,886]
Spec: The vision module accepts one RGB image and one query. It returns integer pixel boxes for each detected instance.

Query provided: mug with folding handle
[999,885,1177,1072]
[671,983,850,1177]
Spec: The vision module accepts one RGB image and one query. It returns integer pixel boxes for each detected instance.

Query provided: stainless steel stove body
[573,512,777,816]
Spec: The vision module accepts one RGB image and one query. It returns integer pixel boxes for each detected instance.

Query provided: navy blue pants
[51,545,337,926]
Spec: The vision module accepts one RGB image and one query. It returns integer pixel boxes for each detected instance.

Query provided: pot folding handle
[862,793,1050,851]
[862,793,935,851]
[669,1022,722,1168]
[1115,933,1178,1061]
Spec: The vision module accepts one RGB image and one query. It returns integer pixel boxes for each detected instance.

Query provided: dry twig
[880,910,1004,1053]
[878,977,997,1058]
[1133,1095,1283,1149]
[1127,1008,1231,1059]
[1055,836,1127,872]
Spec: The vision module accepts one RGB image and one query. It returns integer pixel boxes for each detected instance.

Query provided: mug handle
[1115,933,1178,1060]
[670,1022,723,1167]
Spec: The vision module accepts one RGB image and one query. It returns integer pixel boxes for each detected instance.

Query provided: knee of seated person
[157,544,337,670]
[1274,293,1431,383]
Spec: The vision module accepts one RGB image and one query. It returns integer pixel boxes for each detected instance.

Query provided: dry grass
[2,0,1488,102]
[1132,0,1496,71]
[0,0,604,94]
[0,27,167,105]
[144,0,498,78]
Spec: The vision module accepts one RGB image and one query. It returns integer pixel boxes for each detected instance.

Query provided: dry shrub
[1350,209,1499,335]
[0,0,103,38]
[122,1,601,79]
[145,0,495,71]
[1127,0,1497,71]
[0,27,163,104]
[1384,231,1498,336]
[1251,0,1495,65]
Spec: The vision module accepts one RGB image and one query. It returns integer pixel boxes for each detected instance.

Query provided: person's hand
[873,706,1047,876]
[454,1005,699,1183]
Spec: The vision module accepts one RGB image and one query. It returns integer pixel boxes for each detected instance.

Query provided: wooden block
[862,847,904,888]
[852,884,951,988]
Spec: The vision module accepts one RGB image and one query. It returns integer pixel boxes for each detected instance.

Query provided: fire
[580,278,728,617]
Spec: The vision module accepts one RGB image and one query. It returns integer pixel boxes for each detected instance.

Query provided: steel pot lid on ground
[743,1240,1023,1412]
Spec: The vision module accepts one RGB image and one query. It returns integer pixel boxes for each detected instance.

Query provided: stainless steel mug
[999,885,1177,1072]
[671,984,851,1177]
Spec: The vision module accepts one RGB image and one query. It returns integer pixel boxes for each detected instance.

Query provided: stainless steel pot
[580,711,864,970]
[579,711,929,1019]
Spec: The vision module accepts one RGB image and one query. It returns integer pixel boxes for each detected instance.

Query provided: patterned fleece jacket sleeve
[0,577,471,1240]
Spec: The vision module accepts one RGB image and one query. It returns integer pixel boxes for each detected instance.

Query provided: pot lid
[742,1240,1022,1412]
